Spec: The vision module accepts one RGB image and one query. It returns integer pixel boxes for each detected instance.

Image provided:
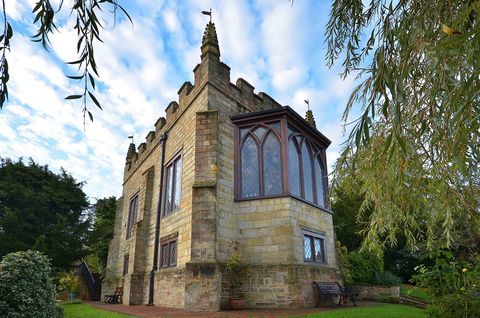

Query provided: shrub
[337,241,353,284]
[374,270,402,285]
[347,249,384,284]
[412,254,480,318]
[0,250,63,318]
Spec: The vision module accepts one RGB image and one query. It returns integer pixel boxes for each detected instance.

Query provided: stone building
[103,21,339,311]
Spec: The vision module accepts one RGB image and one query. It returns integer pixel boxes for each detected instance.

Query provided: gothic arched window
[288,138,301,197]
[239,122,283,198]
[233,107,330,210]
[287,125,326,207]
[314,155,325,207]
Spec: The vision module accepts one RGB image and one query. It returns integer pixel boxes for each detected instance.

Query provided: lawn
[302,304,425,318]
[63,303,134,318]
[62,303,424,318]
[400,284,431,301]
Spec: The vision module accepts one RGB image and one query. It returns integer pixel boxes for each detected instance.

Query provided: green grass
[63,303,135,318]
[400,284,431,301]
[62,302,423,318]
[301,304,425,318]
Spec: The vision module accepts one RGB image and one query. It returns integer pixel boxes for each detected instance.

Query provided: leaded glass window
[174,157,182,210]
[160,238,177,268]
[241,136,260,198]
[126,194,138,239]
[315,156,325,207]
[164,155,182,215]
[302,141,314,202]
[288,139,301,196]
[303,232,326,264]
[234,114,329,209]
[263,132,282,195]
[314,237,324,263]
[304,236,313,261]
[239,122,282,198]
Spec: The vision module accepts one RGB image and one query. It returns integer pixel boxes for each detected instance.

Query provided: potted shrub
[226,241,245,310]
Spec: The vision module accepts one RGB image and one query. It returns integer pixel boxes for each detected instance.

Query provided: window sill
[303,261,328,267]
[234,193,333,214]
[161,209,180,219]
[159,265,177,270]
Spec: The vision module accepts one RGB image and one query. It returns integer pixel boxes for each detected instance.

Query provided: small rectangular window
[126,193,139,239]
[303,231,326,264]
[160,237,177,268]
[123,255,129,276]
[164,155,182,215]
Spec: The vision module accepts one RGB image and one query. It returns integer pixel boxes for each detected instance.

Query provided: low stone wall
[351,284,400,300]
[154,267,186,308]
[221,263,339,309]
[184,262,221,311]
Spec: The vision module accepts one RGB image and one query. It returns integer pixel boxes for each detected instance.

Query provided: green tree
[88,196,117,272]
[0,158,90,269]
[327,0,480,250]
[331,187,367,251]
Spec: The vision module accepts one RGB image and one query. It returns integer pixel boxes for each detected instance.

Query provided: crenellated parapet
[228,78,281,113]
[123,115,169,181]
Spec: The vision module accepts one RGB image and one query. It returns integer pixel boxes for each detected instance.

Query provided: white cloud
[3,0,352,200]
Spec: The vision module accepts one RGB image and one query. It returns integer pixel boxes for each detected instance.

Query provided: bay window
[232,107,329,209]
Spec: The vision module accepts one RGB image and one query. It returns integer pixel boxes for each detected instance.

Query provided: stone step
[399,296,429,309]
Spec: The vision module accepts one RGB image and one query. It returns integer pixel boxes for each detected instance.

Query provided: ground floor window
[160,237,177,268]
[303,231,326,264]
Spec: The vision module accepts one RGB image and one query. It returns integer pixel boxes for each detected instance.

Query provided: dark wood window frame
[160,236,177,268]
[302,230,327,264]
[126,193,139,239]
[123,254,129,276]
[163,153,182,217]
[238,122,284,198]
[288,127,327,207]
[232,107,330,210]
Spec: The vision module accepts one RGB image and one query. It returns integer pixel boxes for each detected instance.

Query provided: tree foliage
[0,158,90,269]
[327,0,480,250]
[331,187,367,251]
[88,196,117,272]
[0,250,63,318]
[0,0,131,124]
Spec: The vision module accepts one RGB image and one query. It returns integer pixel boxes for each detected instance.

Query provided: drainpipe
[148,133,168,306]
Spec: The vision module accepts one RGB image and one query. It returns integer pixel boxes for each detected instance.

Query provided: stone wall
[221,264,338,309]
[154,268,186,308]
[352,285,400,300]
[184,262,222,311]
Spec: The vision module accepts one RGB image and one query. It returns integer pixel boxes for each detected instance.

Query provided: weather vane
[201,8,212,23]
[128,134,134,144]
[304,99,310,111]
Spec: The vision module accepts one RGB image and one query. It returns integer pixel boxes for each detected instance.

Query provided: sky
[1,0,355,202]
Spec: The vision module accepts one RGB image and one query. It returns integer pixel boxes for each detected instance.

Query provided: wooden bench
[104,287,123,304]
[312,281,357,306]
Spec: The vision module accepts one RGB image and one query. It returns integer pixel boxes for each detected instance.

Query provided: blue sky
[1,0,354,201]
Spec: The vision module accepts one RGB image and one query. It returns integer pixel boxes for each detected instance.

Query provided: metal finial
[201,8,212,23]
[128,134,134,144]
[304,99,310,111]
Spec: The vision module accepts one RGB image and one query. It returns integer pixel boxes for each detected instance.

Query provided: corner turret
[305,109,316,128]
[126,141,136,160]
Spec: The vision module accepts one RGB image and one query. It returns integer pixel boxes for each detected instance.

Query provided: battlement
[229,78,281,112]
